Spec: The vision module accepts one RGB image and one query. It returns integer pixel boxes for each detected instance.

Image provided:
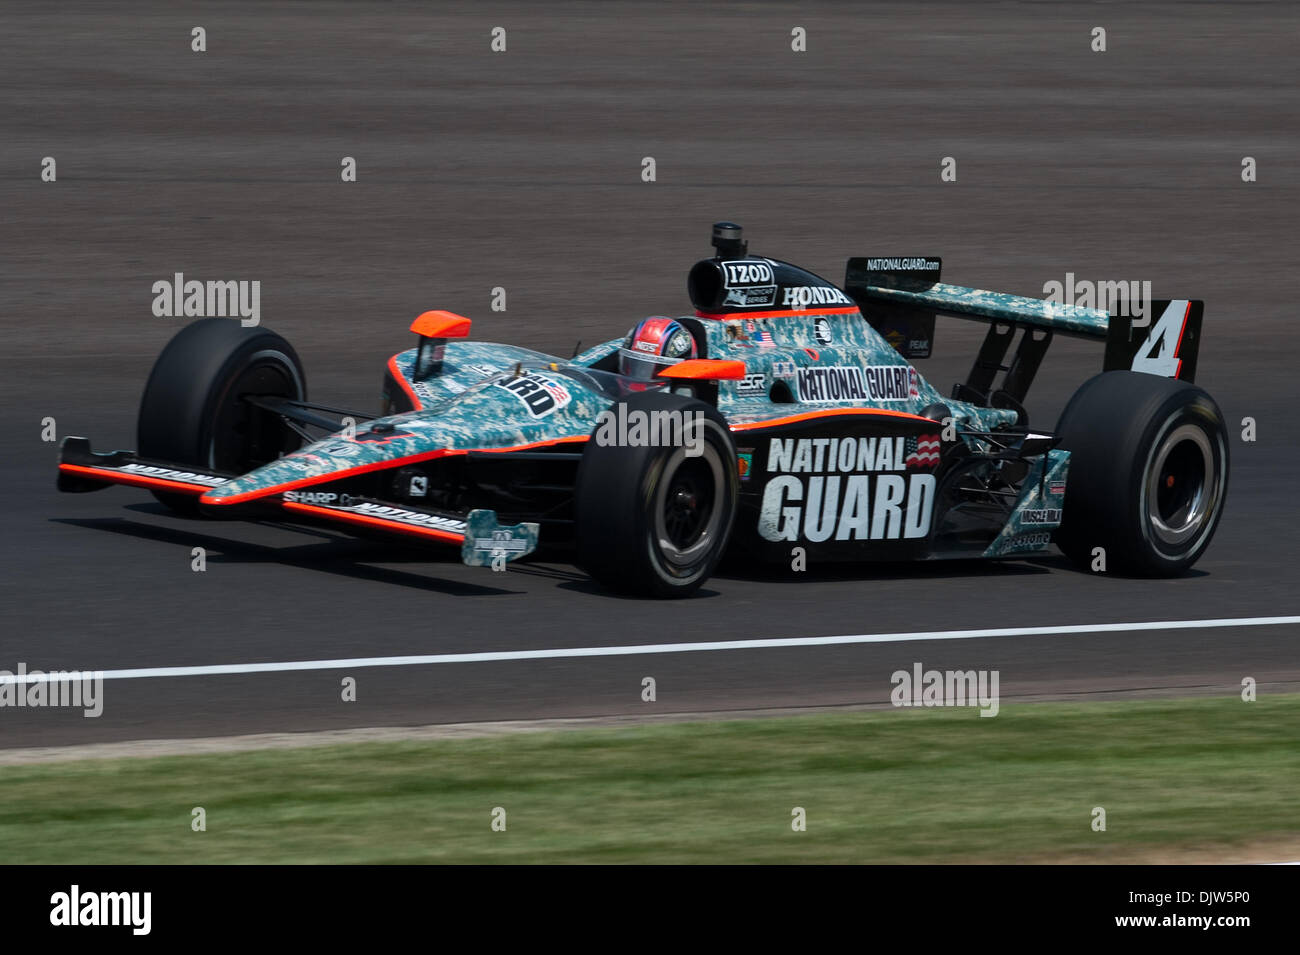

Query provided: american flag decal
[905,433,941,470]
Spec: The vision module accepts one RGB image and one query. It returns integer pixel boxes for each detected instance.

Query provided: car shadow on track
[51,516,521,596]
[552,578,726,601]
[1019,552,1210,580]
[709,554,1056,586]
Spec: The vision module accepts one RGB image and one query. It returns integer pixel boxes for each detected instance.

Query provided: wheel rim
[208,349,305,471]
[652,440,726,571]
[1144,422,1216,549]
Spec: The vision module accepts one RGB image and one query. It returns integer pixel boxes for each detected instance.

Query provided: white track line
[2,615,1297,685]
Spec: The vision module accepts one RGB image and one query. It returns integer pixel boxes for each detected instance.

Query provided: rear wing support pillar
[954,323,1053,423]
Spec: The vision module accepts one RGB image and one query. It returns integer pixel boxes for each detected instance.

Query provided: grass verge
[4,694,1298,863]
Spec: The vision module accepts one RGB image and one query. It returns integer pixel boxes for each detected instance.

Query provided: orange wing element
[657,359,747,381]
[410,310,472,339]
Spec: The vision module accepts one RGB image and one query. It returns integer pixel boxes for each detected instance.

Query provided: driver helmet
[618,317,698,381]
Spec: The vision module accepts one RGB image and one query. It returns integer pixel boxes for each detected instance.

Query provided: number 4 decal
[1131,300,1190,378]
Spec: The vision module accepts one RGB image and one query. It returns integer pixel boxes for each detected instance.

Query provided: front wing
[56,438,538,565]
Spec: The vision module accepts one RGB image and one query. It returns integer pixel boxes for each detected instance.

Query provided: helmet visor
[619,348,680,381]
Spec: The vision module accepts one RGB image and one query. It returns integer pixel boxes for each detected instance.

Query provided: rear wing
[850,261,1110,339]
[845,257,1204,416]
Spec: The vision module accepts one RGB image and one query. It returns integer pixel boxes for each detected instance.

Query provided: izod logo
[723,260,775,287]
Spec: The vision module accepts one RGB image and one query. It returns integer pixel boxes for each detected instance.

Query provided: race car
[57,222,1229,597]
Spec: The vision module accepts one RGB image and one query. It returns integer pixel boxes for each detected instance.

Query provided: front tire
[575,390,739,597]
[137,318,307,514]
[1054,371,1228,576]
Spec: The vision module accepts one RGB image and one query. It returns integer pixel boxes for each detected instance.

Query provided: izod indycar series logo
[495,371,572,418]
[796,365,919,403]
[758,437,937,542]
[721,259,777,307]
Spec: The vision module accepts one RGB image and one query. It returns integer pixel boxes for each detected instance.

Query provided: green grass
[4,695,1299,863]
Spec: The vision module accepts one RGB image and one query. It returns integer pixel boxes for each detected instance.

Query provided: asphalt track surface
[2,2,1298,748]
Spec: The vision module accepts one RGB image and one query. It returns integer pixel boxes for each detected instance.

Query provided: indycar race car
[57,223,1229,597]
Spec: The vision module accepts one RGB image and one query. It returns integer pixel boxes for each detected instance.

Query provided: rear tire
[575,390,738,597]
[137,318,306,514]
[1054,371,1228,576]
